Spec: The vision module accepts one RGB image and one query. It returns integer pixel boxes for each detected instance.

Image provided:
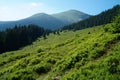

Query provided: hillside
[0,18,120,80]
[0,4,120,80]
[0,24,52,54]
[62,5,120,30]
[0,10,90,31]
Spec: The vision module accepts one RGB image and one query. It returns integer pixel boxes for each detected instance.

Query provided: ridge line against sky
[0,0,120,21]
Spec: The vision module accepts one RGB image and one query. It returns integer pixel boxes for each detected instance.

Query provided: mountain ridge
[0,10,90,30]
[62,5,120,30]
[52,9,90,24]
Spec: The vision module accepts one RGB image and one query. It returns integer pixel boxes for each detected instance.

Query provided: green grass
[62,42,120,80]
[0,24,120,80]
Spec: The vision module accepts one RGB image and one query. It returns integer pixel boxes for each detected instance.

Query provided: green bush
[37,48,43,53]
[112,13,120,33]
[33,63,51,74]
[47,58,56,64]
[107,58,119,74]
[8,69,35,80]
[103,12,120,33]
[29,58,41,65]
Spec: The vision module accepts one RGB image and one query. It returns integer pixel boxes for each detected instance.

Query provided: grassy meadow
[0,23,120,80]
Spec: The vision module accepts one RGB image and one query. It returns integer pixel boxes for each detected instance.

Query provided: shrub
[29,58,41,65]
[33,63,51,74]
[47,58,56,64]
[112,13,120,33]
[107,58,119,74]
[103,24,114,33]
[88,32,91,34]
[22,74,35,80]
[8,69,35,80]
[37,48,43,53]
[54,54,82,72]
[103,12,120,33]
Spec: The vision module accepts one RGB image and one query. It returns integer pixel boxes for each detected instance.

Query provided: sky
[0,0,120,21]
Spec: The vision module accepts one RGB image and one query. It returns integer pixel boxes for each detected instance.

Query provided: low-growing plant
[29,58,41,65]
[37,48,43,53]
[33,63,51,74]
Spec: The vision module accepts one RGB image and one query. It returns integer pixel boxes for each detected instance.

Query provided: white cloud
[30,2,43,7]
[31,2,38,7]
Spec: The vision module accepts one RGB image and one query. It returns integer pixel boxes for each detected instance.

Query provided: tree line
[0,24,52,54]
[62,5,120,30]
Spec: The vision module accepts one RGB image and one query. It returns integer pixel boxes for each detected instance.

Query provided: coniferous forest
[0,24,52,54]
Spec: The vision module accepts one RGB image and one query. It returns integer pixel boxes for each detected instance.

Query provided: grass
[0,23,120,80]
[62,42,120,80]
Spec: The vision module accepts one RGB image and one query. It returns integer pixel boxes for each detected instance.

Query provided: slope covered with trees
[62,5,120,30]
[0,24,52,54]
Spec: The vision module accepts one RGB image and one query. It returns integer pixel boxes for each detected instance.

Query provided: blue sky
[0,0,120,21]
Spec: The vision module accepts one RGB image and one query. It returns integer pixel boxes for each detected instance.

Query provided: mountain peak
[67,9,81,12]
[30,13,49,17]
[66,9,89,15]
[52,9,90,24]
[0,10,91,30]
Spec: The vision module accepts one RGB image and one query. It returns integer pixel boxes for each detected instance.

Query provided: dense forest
[0,24,52,54]
[62,5,120,30]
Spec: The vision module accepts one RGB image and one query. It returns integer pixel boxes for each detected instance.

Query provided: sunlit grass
[0,24,120,80]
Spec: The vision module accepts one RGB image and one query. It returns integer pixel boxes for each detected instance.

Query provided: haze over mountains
[52,10,90,24]
[0,10,90,30]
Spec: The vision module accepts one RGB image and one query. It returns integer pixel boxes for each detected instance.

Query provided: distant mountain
[0,10,90,30]
[0,13,65,30]
[62,5,120,30]
[52,10,90,24]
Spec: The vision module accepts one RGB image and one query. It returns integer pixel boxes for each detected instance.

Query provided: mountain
[0,10,90,30]
[52,10,90,24]
[0,13,65,30]
[62,5,120,30]
[0,5,120,80]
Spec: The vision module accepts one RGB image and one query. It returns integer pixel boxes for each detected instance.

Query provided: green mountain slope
[0,21,120,80]
[62,5,120,30]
